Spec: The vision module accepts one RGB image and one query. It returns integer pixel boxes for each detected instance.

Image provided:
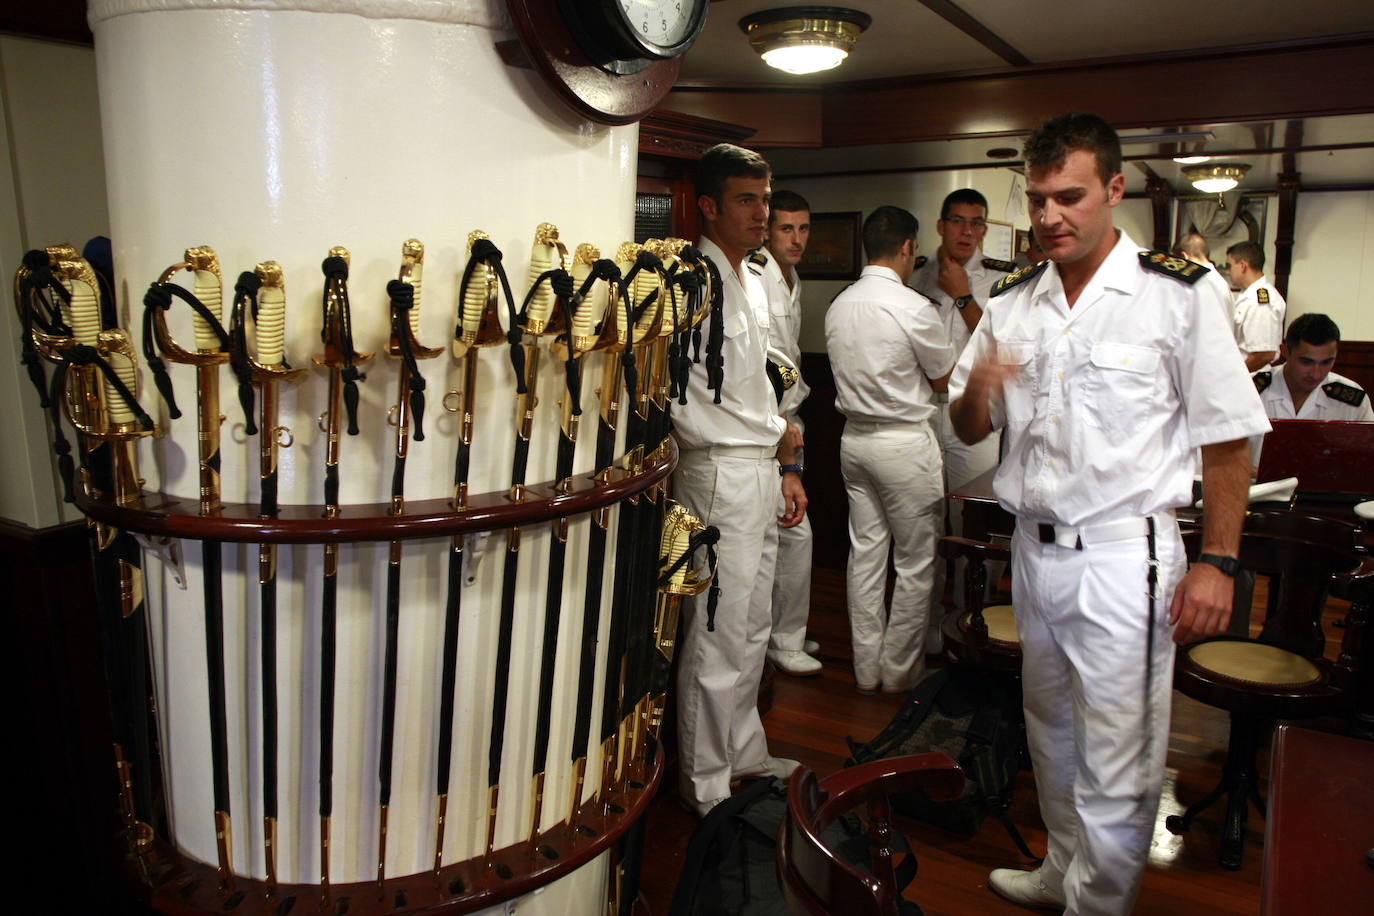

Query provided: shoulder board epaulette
[982,257,1016,273]
[1253,371,1272,394]
[913,255,928,270]
[1257,287,1270,304]
[990,259,1048,298]
[1138,250,1206,284]
[748,250,768,267]
[1322,380,1367,407]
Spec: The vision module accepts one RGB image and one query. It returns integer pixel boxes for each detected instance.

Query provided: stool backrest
[778,753,963,916]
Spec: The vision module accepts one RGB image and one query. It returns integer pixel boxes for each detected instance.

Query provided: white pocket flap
[997,340,1035,366]
[1090,341,1160,374]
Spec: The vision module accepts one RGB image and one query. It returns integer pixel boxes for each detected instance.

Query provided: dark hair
[1023,112,1122,185]
[769,190,810,224]
[1173,231,1209,260]
[1226,240,1264,272]
[695,143,771,204]
[940,188,989,221]
[1284,312,1340,349]
[862,206,918,261]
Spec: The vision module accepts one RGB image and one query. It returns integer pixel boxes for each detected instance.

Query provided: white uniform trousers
[839,420,944,692]
[770,431,812,652]
[673,446,780,804]
[934,398,1004,620]
[1012,517,1184,916]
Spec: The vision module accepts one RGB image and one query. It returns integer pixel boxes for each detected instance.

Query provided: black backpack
[669,776,923,916]
[846,667,1035,858]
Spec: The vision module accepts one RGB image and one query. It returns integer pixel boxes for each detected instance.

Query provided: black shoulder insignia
[982,257,1016,273]
[990,259,1048,298]
[1257,287,1270,304]
[1253,371,1272,394]
[1138,250,1206,284]
[1322,381,1366,407]
[913,255,928,270]
[748,249,768,267]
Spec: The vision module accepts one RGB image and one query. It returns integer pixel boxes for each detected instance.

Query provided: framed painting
[797,211,862,280]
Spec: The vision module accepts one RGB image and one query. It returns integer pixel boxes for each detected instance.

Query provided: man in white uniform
[1225,240,1286,372]
[755,189,822,675]
[827,206,955,695]
[950,113,1269,914]
[1251,312,1373,464]
[1174,231,1234,324]
[672,144,808,817]
[910,188,1015,640]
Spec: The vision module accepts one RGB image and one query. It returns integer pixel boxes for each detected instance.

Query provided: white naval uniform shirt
[1196,261,1236,326]
[950,232,1271,527]
[1232,275,1286,359]
[826,265,955,424]
[673,236,787,449]
[909,246,1011,360]
[1259,369,1374,421]
[756,250,811,419]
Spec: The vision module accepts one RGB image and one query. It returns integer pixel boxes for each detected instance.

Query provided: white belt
[844,419,931,433]
[1022,512,1174,550]
[681,444,778,460]
[934,392,951,404]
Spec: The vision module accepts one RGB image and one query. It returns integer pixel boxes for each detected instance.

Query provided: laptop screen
[1255,419,1374,497]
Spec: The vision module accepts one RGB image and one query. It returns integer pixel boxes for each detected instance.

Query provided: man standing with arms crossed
[950,113,1268,913]
[754,189,822,676]
[828,206,954,695]
[910,189,1015,643]
[672,144,808,817]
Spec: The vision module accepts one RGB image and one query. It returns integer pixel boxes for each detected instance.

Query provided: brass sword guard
[152,246,231,367]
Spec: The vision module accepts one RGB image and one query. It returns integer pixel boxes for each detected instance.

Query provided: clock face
[612,0,708,59]
[617,0,700,53]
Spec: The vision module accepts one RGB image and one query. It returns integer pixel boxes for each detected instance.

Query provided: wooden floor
[636,567,1355,915]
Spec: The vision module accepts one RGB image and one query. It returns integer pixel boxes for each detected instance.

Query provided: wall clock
[506,0,710,124]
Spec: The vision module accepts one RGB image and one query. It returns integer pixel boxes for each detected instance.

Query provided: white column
[90,0,635,899]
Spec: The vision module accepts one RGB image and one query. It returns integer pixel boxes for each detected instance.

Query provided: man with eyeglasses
[910,188,1016,639]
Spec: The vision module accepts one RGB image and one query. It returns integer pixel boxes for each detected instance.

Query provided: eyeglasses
[944,216,988,230]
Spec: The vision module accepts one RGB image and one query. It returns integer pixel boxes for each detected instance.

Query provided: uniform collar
[1242,276,1268,297]
[1035,230,1140,307]
[699,236,745,285]
[860,264,904,284]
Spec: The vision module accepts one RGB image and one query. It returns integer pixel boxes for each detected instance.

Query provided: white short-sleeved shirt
[908,247,1013,360]
[949,232,1271,527]
[826,264,955,425]
[1233,276,1286,357]
[755,250,811,418]
[673,237,787,450]
[1257,368,1374,421]
[1196,262,1236,326]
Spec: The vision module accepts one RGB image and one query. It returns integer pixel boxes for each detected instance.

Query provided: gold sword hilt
[386,238,444,361]
[243,261,307,385]
[151,246,230,367]
[311,246,374,370]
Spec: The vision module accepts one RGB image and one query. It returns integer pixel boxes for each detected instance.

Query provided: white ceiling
[680,1,1374,192]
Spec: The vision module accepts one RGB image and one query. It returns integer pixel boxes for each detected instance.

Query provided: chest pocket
[997,340,1038,422]
[1082,341,1162,434]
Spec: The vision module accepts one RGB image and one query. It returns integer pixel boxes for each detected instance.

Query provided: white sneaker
[987,867,1065,910]
[803,638,820,654]
[767,648,822,676]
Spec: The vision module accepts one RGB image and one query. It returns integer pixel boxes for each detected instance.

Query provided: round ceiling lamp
[739,6,873,75]
[1183,162,1250,194]
[1173,155,1211,165]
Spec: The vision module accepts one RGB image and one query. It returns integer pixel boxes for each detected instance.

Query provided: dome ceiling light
[738,6,873,76]
[1183,162,1251,194]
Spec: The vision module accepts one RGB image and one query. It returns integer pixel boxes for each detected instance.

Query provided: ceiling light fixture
[1183,162,1251,194]
[739,6,872,76]
[1173,155,1212,165]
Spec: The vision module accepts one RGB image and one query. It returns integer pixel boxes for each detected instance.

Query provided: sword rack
[16,234,719,916]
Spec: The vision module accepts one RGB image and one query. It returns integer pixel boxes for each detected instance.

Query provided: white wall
[0,36,109,529]
[1289,191,1374,339]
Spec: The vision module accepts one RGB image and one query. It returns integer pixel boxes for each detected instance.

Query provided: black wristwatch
[953,294,975,310]
[779,463,804,477]
[1197,553,1241,577]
